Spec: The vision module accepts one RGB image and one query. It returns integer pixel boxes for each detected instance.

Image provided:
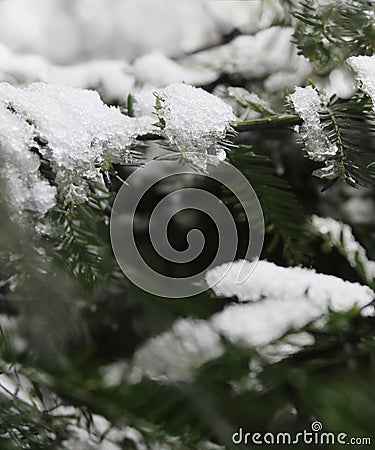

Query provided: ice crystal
[156,83,235,158]
[290,86,338,162]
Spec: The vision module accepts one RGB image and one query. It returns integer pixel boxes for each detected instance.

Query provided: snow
[347,55,375,110]
[0,82,154,211]
[134,260,373,381]
[0,44,135,102]
[133,52,217,88]
[206,260,374,347]
[312,215,375,284]
[327,66,357,99]
[206,260,373,305]
[206,0,286,34]
[314,0,350,8]
[0,0,221,64]
[156,83,235,156]
[290,86,338,161]
[0,102,56,220]
[187,27,311,89]
[0,80,234,219]
[133,319,224,381]
[133,86,158,117]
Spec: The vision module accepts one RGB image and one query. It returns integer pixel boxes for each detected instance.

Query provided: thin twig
[233,114,302,132]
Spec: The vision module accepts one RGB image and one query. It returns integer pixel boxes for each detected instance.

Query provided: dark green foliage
[226,148,311,264]
[53,182,115,292]
[293,1,375,73]
[319,93,375,187]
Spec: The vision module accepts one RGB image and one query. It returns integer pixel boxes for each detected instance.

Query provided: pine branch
[233,114,302,132]
[319,94,375,187]
[53,182,115,293]
[312,215,375,289]
[137,114,303,143]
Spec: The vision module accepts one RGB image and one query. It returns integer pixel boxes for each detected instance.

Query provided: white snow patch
[347,55,375,110]
[290,86,338,161]
[133,52,217,88]
[206,260,373,346]
[187,27,311,88]
[0,44,135,102]
[0,102,56,220]
[156,83,235,155]
[133,319,224,382]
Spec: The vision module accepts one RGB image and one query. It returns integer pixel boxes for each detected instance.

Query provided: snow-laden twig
[133,260,373,381]
[0,82,153,219]
[312,215,375,286]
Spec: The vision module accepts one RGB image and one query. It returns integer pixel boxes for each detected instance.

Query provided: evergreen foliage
[0,1,374,449]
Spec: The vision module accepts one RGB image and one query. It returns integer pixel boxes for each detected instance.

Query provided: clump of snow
[0,82,153,211]
[206,0,286,34]
[327,66,357,99]
[206,260,373,305]
[0,0,220,63]
[133,319,224,382]
[134,260,373,382]
[312,215,375,284]
[290,86,338,162]
[207,260,373,347]
[156,83,235,157]
[347,55,375,110]
[133,52,217,88]
[186,27,311,89]
[0,43,50,83]
[0,44,135,102]
[132,86,157,117]
[260,332,315,364]
[0,102,56,221]
[50,60,134,102]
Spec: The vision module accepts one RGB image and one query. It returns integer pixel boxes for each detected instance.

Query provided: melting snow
[290,85,338,162]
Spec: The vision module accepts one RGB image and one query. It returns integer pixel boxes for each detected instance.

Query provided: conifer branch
[137,114,302,141]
